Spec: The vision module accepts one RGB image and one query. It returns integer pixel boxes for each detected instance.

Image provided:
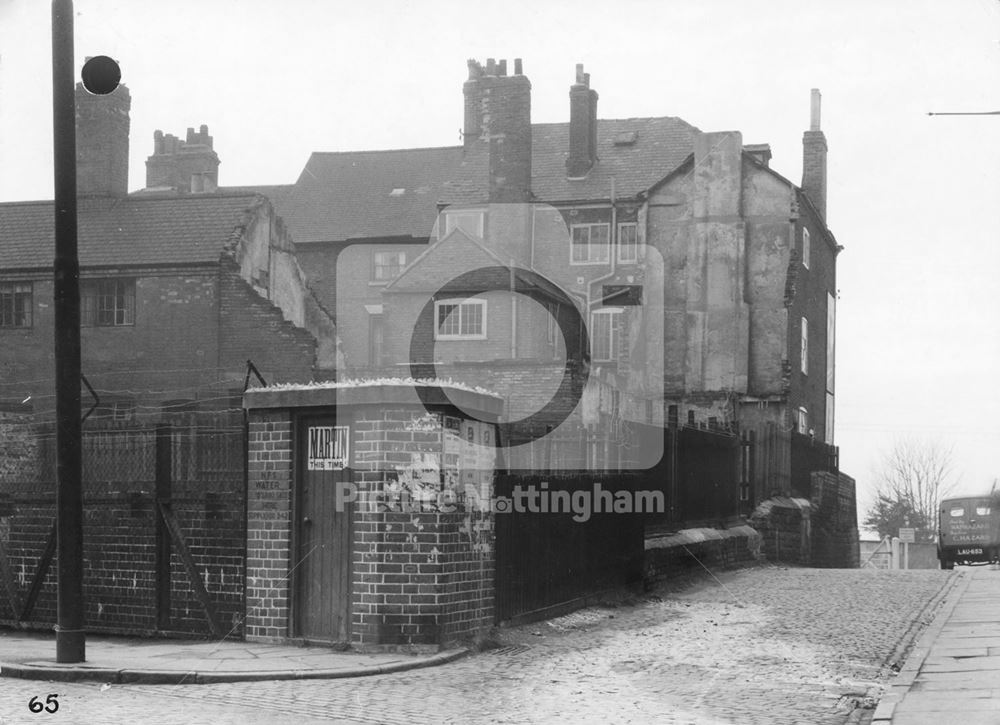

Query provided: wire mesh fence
[0,410,245,637]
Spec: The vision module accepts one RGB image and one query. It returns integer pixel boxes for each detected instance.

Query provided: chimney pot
[810,89,822,131]
[567,64,598,178]
[499,59,507,76]
[146,122,220,192]
[486,58,497,75]
[514,58,523,75]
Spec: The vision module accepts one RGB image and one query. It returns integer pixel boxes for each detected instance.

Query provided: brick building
[0,83,338,638]
[0,83,336,421]
[273,59,844,496]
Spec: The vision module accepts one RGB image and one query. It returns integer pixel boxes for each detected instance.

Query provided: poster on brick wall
[307,425,349,470]
[441,418,496,506]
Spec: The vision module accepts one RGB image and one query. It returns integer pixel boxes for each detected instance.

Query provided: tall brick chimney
[462,58,532,202]
[145,124,220,193]
[802,89,827,219]
[566,64,598,179]
[75,82,131,197]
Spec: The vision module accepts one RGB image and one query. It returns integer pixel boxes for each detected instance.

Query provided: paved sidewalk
[873,567,1000,725]
[0,630,468,684]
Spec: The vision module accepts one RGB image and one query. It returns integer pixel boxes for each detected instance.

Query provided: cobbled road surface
[0,566,954,725]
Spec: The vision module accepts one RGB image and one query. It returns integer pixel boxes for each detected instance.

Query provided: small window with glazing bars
[81,279,135,326]
[0,282,32,328]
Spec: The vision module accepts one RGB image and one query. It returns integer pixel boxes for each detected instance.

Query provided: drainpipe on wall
[590,180,619,300]
[510,259,517,359]
[587,181,620,417]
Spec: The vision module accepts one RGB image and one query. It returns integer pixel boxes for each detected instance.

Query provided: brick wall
[809,470,859,568]
[0,420,245,637]
[0,406,39,484]
[244,385,500,651]
[350,405,494,649]
[785,200,837,444]
[1,262,321,423]
[437,361,580,430]
[219,263,316,384]
[644,525,762,584]
[748,474,859,569]
[749,497,812,565]
[243,410,293,641]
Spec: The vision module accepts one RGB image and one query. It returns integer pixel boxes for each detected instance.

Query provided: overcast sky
[2,0,998,518]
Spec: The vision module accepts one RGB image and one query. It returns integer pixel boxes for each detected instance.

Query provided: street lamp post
[51,0,85,664]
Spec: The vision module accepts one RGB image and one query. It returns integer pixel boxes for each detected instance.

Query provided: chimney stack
[462,57,532,202]
[145,123,220,193]
[75,82,131,197]
[566,63,598,179]
[801,88,827,219]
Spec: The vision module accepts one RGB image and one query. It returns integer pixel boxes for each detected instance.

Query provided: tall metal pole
[52,0,85,663]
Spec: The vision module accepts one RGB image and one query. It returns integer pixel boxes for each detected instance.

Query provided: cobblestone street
[0,566,955,725]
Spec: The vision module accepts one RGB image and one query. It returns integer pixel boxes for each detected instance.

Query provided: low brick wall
[809,471,860,568]
[750,470,860,568]
[750,497,812,565]
[644,525,763,584]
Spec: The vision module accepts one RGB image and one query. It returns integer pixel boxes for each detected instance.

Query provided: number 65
[28,694,59,713]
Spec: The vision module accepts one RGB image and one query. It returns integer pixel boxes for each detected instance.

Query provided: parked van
[937,493,1000,569]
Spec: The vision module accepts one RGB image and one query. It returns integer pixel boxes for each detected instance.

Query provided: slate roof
[221,184,295,207]
[278,147,465,244]
[441,117,701,205]
[0,193,261,271]
[276,117,701,245]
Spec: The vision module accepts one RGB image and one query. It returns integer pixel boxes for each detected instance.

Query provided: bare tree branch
[865,438,960,539]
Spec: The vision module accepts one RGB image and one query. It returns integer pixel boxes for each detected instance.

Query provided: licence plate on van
[958,548,984,555]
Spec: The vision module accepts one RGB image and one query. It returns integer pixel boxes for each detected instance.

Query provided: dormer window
[613,131,638,146]
[444,210,485,239]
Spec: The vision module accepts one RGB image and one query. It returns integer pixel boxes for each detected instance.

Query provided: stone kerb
[243,380,502,650]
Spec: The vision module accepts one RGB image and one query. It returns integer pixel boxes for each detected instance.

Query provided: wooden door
[294,416,351,643]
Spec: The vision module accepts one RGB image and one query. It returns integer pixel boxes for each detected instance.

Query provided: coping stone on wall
[243,379,504,419]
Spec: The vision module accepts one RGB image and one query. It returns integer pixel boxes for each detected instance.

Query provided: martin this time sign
[308,426,349,470]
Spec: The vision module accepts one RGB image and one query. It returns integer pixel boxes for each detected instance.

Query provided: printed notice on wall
[308,426,349,470]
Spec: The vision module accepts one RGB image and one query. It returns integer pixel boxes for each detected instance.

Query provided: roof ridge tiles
[309,145,463,156]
